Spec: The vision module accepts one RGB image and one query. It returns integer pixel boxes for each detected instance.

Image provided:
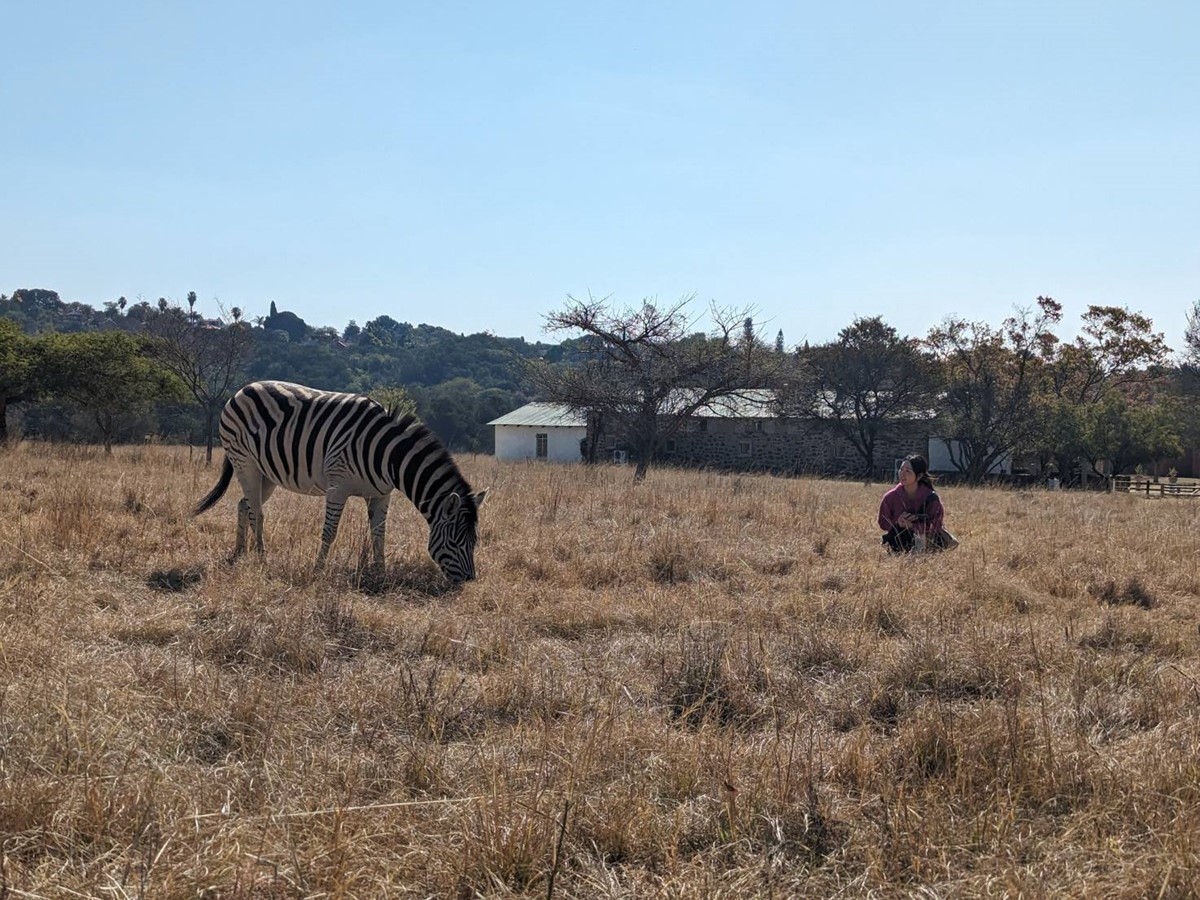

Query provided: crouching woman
[878,454,955,553]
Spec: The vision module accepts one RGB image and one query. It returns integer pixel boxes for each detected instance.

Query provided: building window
[698,418,709,433]
[754,420,764,433]
[740,440,752,456]
[665,440,676,453]
[536,433,548,458]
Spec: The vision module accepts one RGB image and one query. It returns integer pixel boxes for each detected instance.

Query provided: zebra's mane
[375,408,478,525]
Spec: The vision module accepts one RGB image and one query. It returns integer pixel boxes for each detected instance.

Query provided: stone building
[608,391,932,479]
[658,414,931,479]
[493,392,940,478]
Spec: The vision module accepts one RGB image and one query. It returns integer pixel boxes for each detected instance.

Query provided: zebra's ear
[472,489,488,508]
[437,492,463,518]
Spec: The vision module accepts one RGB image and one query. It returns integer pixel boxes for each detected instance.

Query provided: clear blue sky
[3,1,1198,351]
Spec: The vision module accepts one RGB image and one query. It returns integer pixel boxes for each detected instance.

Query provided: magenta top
[878,482,944,534]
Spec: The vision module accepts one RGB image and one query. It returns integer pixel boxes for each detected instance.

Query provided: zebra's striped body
[194,381,487,582]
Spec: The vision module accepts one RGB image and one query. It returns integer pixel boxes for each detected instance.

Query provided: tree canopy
[0,286,1190,479]
[783,316,936,477]
[39,331,184,453]
[1,290,554,451]
[925,297,1063,481]
[0,318,40,444]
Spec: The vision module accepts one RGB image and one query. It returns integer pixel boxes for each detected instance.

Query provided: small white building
[926,439,1012,475]
[488,403,587,462]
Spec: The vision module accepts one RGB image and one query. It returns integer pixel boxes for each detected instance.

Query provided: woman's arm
[917,492,944,534]
[879,492,902,531]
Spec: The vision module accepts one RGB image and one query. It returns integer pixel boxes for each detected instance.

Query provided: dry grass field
[1,442,1198,898]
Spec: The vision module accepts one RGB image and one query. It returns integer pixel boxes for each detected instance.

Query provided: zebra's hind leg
[232,497,251,559]
[233,469,270,556]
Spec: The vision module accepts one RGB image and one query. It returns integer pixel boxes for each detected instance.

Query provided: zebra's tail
[194,457,234,516]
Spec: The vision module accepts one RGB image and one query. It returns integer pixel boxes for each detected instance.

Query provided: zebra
[194,380,487,582]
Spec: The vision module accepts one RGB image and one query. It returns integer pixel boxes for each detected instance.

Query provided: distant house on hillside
[488,403,587,462]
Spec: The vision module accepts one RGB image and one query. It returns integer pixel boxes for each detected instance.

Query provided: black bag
[930,528,960,551]
[919,490,960,551]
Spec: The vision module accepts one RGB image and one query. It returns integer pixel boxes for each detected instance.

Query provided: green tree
[0,318,41,444]
[40,331,184,453]
[475,387,520,449]
[369,385,418,419]
[263,302,310,342]
[416,378,485,450]
[362,315,410,348]
[783,316,936,477]
[1050,305,1170,404]
[1,289,62,331]
[1079,394,1182,477]
[1025,393,1085,478]
[1032,304,1171,477]
[246,338,352,391]
[926,297,1061,482]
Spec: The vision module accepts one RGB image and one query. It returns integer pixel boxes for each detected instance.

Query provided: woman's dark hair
[905,454,935,488]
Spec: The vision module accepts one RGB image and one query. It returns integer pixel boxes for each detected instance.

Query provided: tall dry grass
[0,441,1198,898]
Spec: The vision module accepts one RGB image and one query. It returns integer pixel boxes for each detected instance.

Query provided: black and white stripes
[194,381,487,582]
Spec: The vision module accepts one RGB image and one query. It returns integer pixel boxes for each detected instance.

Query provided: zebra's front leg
[315,491,349,570]
[251,482,275,554]
[366,495,391,570]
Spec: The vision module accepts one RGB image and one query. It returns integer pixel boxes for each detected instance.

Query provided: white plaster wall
[927,438,1012,474]
[494,425,587,462]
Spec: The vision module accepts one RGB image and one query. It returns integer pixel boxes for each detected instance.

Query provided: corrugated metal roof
[688,389,778,418]
[487,403,587,428]
[489,393,781,426]
[489,390,933,426]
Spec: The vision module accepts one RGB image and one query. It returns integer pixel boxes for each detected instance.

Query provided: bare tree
[1184,299,1200,377]
[526,295,784,481]
[143,300,255,463]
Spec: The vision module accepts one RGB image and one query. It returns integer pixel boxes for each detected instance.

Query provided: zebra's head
[428,489,488,583]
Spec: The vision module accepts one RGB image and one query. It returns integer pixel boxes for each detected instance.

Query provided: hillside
[2,288,582,451]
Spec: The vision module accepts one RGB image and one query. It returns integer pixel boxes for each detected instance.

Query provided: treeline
[1,288,577,452]
[781,297,1197,482]
[4,287,1198,481]
[526,296,1200,482]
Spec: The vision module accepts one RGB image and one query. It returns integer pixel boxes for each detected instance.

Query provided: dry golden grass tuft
[1,442,1199,897]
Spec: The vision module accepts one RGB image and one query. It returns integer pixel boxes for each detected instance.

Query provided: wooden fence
[1110,475,1200,498]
